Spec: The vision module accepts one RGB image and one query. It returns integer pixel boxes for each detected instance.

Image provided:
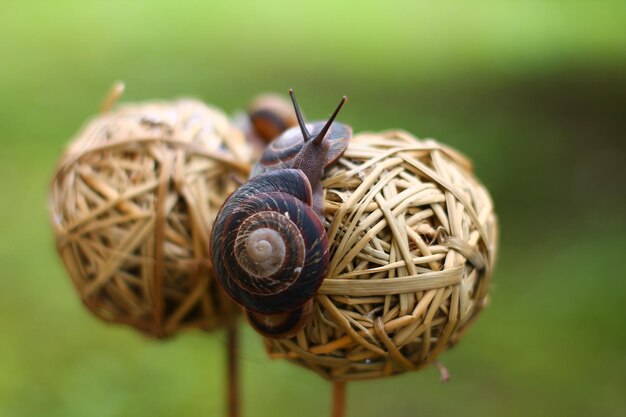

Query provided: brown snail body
[211,90,352,337]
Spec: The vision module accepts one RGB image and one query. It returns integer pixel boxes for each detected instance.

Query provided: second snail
[212,90,498,383]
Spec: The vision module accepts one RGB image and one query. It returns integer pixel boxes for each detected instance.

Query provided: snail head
[289,89,348,187]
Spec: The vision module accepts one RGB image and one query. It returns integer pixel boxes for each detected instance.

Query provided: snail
[231,93,301,151]
[248,93,299,143]
[211,90,352,337]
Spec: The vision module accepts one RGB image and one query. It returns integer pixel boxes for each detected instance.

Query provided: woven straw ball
[50,99,252,338]
[264,130,498,381]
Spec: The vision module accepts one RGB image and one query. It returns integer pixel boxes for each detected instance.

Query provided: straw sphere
[263,130,498,380]
[49,98,252,338]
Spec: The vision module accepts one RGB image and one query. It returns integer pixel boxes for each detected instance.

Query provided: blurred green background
[1,1,625,416]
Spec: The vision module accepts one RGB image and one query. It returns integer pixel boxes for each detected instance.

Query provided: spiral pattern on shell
[211,169,329,315]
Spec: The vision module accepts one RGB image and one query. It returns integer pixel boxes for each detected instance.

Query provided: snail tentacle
[289,89,311,141]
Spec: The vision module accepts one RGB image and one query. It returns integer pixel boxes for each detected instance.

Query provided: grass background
[1,1,625,416]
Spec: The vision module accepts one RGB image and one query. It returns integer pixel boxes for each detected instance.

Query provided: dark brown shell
[251,122,352,177]
[210,170,329,314]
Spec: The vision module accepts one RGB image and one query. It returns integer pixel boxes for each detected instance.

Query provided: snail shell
[248,93,299,143]
[210,169,329,315]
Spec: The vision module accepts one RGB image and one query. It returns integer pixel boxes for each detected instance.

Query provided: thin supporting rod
[332,381,347,417]
[227,323,240,417]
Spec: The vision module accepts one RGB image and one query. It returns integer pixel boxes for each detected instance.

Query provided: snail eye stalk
[289,89,311,141]
[312,96,347,146]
